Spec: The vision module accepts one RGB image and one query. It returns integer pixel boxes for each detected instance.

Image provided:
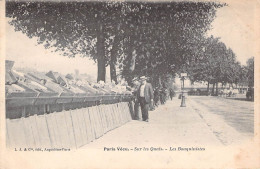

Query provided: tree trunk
[97,56,106,82]
[158,76,162,88]
[122,35,134,85]
[129,50,136,72]
[110,60,117,84]
[127,36,134,72]
[211,83,215,95]
[110,35,120,84]
[216,82,219,96]
[96,22,106,82]
[207,81,210,93]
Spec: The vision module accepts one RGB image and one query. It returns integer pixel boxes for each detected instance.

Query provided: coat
[137,82,154,104]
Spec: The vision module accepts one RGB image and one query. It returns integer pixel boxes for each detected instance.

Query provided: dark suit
[137,82,154,121]
[132,84,141,120]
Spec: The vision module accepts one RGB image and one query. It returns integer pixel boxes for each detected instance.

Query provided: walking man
[169,88,175,100]
[137,76,154,122]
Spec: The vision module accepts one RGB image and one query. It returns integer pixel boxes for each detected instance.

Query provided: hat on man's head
[140,76,147,80]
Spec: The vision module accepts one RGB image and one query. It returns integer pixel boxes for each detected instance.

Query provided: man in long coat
[137,76,154,122]
[132,77,141,120]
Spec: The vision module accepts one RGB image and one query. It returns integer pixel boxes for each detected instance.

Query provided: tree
[6,1,225,84]
[6,2,124,82]
[119,2,225,85]
[246,57,254,87]
[238,65,249,88]
[187,36,242,95]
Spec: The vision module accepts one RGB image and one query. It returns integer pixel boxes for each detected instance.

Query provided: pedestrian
[146,77,155,111]
[163,87,168,103]
[159,87,165,105]
[154,87,160,107]
[137,76,154,122]
[132,77,141,120]
[169,88,175,100]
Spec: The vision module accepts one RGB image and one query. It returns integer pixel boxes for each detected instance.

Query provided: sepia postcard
[0,0,259,168]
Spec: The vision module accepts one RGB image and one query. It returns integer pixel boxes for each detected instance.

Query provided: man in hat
[137,76,154,122]
[132,77,141,120]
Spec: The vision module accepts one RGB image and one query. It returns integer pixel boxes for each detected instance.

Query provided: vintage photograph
[2,0,259,168]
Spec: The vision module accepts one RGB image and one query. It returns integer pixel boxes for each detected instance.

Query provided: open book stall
[5,60,134,149]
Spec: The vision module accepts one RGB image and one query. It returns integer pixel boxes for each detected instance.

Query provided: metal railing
[6,93,134,119]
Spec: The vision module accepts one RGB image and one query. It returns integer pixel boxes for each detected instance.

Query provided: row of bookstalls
[5,60,134,149]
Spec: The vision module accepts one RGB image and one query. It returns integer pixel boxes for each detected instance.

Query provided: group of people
[153,87,175,106]
[132,76,175,122]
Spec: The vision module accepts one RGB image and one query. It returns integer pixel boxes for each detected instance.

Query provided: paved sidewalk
[81,97,222,149]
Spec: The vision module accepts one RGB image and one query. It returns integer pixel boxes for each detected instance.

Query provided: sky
[207,0,257,65]
[5,0,258,80]
[6,18,99,77]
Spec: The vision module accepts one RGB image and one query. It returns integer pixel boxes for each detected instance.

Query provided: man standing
[169,88,175,100]
[137,76,154,122]
[132,77,141,120]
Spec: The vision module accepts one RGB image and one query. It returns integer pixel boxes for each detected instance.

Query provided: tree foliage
[6,1,225,83]
[187,36,241,86]
[187,35,254,94]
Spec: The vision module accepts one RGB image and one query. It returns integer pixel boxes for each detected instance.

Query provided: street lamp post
[180,73,187,107]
